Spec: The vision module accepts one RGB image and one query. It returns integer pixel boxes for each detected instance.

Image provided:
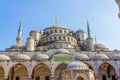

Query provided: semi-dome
[111,54,120,60]
[0,54,10,61]
[92,54,109,60]
[66,61,88,70]
[74,54,90,60]
[54,49,70,54]
[27,36,34,39]
[15,54,31,61]
[33,54,49,61]
[10,43,24,49]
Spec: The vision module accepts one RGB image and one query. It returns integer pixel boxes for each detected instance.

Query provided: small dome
[66,61,88,70]
[92,54,109,60]
[54,49,70,54]
[76,29,85,33]
[74,54,90,60]
[30,29,39,33]
[0,54,10,61]
[33,54,49,61]
[15,54,30,61]
[94,43,106,49]
[111,54,120,60]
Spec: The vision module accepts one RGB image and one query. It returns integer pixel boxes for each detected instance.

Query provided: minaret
[16,20,22,44]
[86,21,94,51]
[55,18,58,26]
[87,21,91,38]
[116,0,120,18]
[94,36,97,44]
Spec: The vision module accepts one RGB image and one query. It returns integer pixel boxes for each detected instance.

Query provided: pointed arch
[98,62,117,80]
[0,65,4,80]
[32,63,51,80]
[8,63,29,80]
[54,62,68,80]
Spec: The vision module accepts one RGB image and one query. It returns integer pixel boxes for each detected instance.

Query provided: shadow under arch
[54,62,68,80]
[32,63,51,80]
[76,76,84,80]
[8,63,29,80]
[0,65,4,80]
[98,62,117,80]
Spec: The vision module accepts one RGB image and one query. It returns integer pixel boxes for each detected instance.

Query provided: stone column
[51,73,54,80]
[95,74,98,80]
[117,75,120,80]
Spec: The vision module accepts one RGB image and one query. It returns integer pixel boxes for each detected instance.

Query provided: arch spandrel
[83,61,95,70]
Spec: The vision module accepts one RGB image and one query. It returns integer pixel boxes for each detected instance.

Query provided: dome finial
[55,18,58,26]
[34,27,37,31]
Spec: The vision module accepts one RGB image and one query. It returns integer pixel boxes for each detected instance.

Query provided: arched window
[50,37,52,41]
[63,37,65,40]
[55,29,57,33]
[60,30,62,33]
[54,36,56,40]
[67,37,70,41]
[64,30,66,34]
[59,37,61,40]
[71,38,73,42]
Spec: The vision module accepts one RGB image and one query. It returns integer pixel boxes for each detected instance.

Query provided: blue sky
[0,0,119,50]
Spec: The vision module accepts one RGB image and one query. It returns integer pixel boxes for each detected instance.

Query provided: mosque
[0,19,119,80]
[0,1,119,80]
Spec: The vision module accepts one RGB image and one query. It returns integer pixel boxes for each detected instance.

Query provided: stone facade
[0,51,119,80]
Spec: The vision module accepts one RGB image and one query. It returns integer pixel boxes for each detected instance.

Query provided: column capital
[4,76,8,80]
[28,75,32,78]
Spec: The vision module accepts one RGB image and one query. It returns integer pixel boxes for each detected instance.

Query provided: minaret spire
[16,20,22,44]
[87,20,91,38]
[94,36,97,44]
[55,18,58,26]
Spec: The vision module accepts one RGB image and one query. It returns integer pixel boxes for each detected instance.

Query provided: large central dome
[44,19,71,31]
